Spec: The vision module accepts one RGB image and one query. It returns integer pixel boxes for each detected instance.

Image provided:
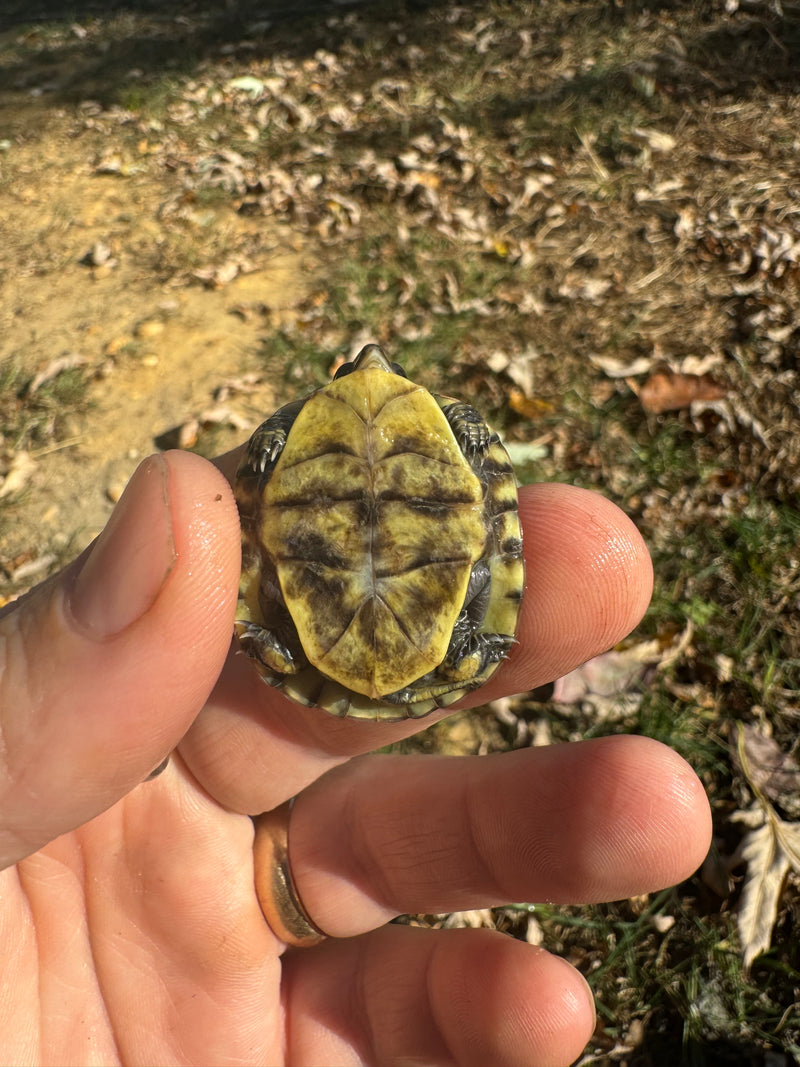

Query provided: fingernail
[70,455,177,638]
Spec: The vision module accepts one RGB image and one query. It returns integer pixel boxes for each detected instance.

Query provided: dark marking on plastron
[356,495,378,527]
[281,562,348,604]
[280,440,360,469]
[266,487,365,509]
[377,483,482,506]
[374,555,471,580]
[283,529,349,570]
[402,498,452,516]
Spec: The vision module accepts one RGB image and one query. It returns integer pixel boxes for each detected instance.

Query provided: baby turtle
[234,344,524,721]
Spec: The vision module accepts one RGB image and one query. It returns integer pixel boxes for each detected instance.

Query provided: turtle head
[333,344,408,380]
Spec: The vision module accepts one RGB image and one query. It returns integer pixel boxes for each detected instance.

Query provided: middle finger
[287,735,710,938]
[179,483,652,813]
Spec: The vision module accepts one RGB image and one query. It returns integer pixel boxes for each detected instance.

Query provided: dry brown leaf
[733,723,800,817]
[212,373,264,402]
[637,370,727,413]
[508,388,553,420]
[10,550,55,584]
[551,625,693,719]
[226,75,265,97]
[198,406,251,431]
[700,843,734,899]
[733,724,800,970]
[630,126,677,153]
[552,644,656,706]
[504,347,539,396]
[93,155,135,177]
[557,276,613,302]
[11,553,56,584]
[735,810,800,971]
[589,352,655,378]
[193,259,247,288]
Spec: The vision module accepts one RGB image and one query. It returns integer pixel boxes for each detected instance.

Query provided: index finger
[180,481,653,813]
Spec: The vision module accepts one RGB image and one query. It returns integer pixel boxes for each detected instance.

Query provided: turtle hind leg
[383,560,514,708]
[235,568,308,683]
[445,630,515,680]
[383,624,514,707]
[441,558,516,676]
[235,619,307,682]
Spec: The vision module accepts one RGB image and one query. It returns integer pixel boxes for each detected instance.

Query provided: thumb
[0,450,240,868]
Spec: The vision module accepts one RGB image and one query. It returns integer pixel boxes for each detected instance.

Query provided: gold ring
[252,801,327,948]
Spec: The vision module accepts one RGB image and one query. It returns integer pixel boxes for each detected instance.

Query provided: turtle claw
[449,630,515,673]
[241,399,308,479]
[235,620,304,678]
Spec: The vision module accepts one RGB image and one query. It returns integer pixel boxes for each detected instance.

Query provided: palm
[10,761,283,1065]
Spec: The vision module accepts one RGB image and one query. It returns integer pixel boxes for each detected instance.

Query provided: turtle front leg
[237,397,307,480]
[439,400,492,457]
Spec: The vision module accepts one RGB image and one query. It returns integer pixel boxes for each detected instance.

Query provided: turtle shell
[234,345,524,721]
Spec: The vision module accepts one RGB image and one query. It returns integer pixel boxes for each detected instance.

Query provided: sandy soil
[1,122,308,576]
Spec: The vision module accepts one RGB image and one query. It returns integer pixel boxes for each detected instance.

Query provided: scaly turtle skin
[234,344,524,721]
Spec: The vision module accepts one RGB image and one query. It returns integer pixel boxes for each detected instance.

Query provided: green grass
[0,360,92,452]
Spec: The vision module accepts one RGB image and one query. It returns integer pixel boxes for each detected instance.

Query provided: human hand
[0,450,711,1066]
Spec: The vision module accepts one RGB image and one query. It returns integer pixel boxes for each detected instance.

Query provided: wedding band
[252,801,327,948]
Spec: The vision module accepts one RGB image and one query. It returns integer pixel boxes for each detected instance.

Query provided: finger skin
[0,451,240,867]
[182,482,653,814]
[289,736,712,937]
[283,924,595,1067]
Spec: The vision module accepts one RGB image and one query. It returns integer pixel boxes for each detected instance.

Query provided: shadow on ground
[633,1034,781,1067]
[1,0,799,127]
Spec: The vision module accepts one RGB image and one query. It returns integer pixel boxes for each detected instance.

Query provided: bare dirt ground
[1,117,308,571]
